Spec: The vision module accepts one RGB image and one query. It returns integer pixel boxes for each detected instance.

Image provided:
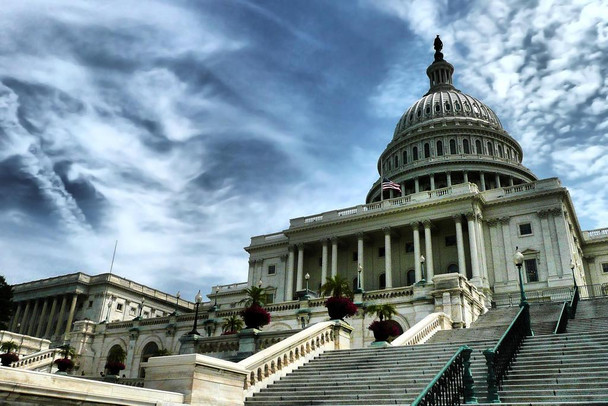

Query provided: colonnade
[283,212,488,298]
[9,293,79,340]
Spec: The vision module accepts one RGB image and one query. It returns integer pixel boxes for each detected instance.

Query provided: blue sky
[0,0,606,301]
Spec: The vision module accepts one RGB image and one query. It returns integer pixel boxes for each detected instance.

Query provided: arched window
[475,140,482,154]
[447,264,459,274]
[140,342,160,378]
[449,139,456,154]
[463,139,470,154]
[413,146,419,161]
[406,270,416,286]
[497,144,503,158]
[402,150,408,164]
[394,155,399,167]
[436,141,443,156]
[487,141,494,156]
[424,143,430,158]
[379,273,386,290]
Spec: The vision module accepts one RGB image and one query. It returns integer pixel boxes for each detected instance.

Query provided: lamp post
[258,279,263,288]
[513,249,527,307]
[570,260,577,289]
[189,290,203,336]
[420,255,427,284]
[304,273,310,299]
[357,265,363,292]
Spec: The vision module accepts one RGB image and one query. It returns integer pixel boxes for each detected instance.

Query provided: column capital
[486,218,499,227]
[465,212,476,221]
[548,207,562,216]
[452,214,463,223]
[356,232,366,240]
[288,245,294,253]
[280,254,288,262]
[319,237,329,245]
[248,259,256,265]
[422,219,433,228]
[382,226,391,235]
[330,236,339,243]
[498,216,511,224]
[537,209,550,218]
[297,243,305,250]
[410,221,420,230]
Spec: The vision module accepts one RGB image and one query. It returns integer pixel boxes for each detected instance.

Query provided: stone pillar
[286,247,295,300]
[538,210,557,280]
[412,222,421,282]
[10,302,22,332]
[321,239,328,285]
[35,298,49,337]
[509,176,514,186]
[383,227,393,288]
[296,244,304,291]
[500,217,516,282]
[430,174,435,190]
[423,220,434,280]
[54,295,68,337]
[44,297,58,338]
[247,260,255,286]
[495,173,501,188]
[414,177,420,193]
[552,209,571,279]
[454,215,466,276]
[357,233,365,290]
[19,300,31,334]
[488,219,504,284]
[476,216,488,282]
[331,237,338,277]
[463,171,469,183]
[466,213,481,281]
[447,172,452,187]
[64,294,79,337]
[480,172,486,191]
[401,182,406,196]
[27,300,40,336]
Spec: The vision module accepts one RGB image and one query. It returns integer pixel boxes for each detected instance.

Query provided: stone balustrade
[584,227,608,240]
[392,312,453,346]
[10,348,60,370]
[481,177,562,200]
[0,331,51,355]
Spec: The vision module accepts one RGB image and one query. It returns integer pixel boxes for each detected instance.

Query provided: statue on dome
[434,35,444,62]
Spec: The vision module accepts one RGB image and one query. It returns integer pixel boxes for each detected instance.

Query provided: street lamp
[357,264,363,292]
[189,290,203,336]
[513,249,527,306]
[305,273,310,292]
[570,259,577,289]
[258,279,263,288]
[420,255,427,284]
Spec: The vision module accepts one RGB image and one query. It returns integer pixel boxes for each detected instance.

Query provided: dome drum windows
[424,143,430,158]
[463,139,470,154]
[413,146,419,161]
[436,140,444,156]
[449,139,456,154]
[487,141,494,156]
[475,140,482,154]
[402,150,408,164]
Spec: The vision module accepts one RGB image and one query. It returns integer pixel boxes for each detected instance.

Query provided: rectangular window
[267,265,276,275]
[88,300,93,308]
[445,235,457,246]
[378,247,385,257]
[129,307,136,316]
[116,303,124,312]
[602,263,608,273]
[352,252,358,261]
[265,294,274,304]
[143,312,149,318]
[405,242,415,253]
[519,223,533,236]
[524,259,538,282]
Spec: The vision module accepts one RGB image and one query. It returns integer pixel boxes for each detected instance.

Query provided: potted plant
[222,314,244,335]
[321,275,358,320]
[239,285,271,329]
[365,304,400,342]
[53,344,76,373]
[105,346,126,376]
[0,341,19,367]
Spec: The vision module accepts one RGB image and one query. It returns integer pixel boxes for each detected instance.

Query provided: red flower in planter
[325,297,358,320]
[241,304,271,329]
[54,357,74,372]
[0,352,19,366]
[368,320,400,342]
[105,361,126,375]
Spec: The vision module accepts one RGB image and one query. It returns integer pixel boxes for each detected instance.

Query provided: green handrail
[553,301,570,334]
[490,305,527,353]
[411,345,477,405]
[569,286,579,319]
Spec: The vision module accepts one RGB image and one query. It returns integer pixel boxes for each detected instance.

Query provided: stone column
[480,172,486,191]
[35,298,49,337]
[286,247,295,300]
[19,300,31,334]
[423,220,434,280]
[357,233,365,290]
[509,176,514,186]
[321,239,328,285]
[464,172,469,183]
[476,216,488,282]
[488,219,504,284]
[500,217,516,282]
[466,213,481,281]
[447,172,452,187]
[10,302,22,332]
[401,183,406,197]
[412,222,421,282]
[414,177,420,193]
[495,174,501,188]
[331,237,338,277]
[430,174,435,190]
[296,244,304,291]
[54,295,68,337]
[44,297,58,338]
[552,208,571,279]
[383,227,393,288]
[27,300,40,336]
[247,260,255,286]
[453,215,466,276]
[538,210,556,280]
[64,294,79,336]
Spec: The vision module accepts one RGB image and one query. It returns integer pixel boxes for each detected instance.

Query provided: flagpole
[380,162,384,202]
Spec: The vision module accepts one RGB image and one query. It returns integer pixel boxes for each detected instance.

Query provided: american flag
[382,178,401,192]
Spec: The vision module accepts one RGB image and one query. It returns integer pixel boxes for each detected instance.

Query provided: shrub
[368,320,400,342]
[0,352,19,366]
[325,296,358,320]
[54,357,74,371]
[241,304,271,329]
[105,361,126,375]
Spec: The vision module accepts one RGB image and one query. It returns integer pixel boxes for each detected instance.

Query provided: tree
[320,275,353,299]
[0,276,13,330]
[222,315,244,334]
[238,285,268,307]
[364,303,398,321]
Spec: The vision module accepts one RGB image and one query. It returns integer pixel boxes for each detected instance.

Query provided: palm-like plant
[238,285,268,307]
[222,315,244,333]
[0,341,18,354]
[58,344,76,359]
[321,275,353,299]
[365,303,398,321]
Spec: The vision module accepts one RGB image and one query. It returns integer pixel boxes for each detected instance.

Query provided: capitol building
[3,38,608,405]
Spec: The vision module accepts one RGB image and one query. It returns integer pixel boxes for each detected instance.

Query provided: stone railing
[11,348,60,370]
[482,177,562,201]
[364,285,415,301]
[0,331,51,355]
[584,227,608,240]
[238,320,352,396]
[392,312,452,346]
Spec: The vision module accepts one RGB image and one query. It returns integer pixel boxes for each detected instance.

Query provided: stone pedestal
[332,320,353,350]
[237,328,260,358]
[179,333,202,355]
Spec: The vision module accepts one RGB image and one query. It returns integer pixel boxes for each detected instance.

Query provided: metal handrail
[411,345,476,406]
[569,286,580,319]
[483,304,531,403]
[553,301,570,334]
